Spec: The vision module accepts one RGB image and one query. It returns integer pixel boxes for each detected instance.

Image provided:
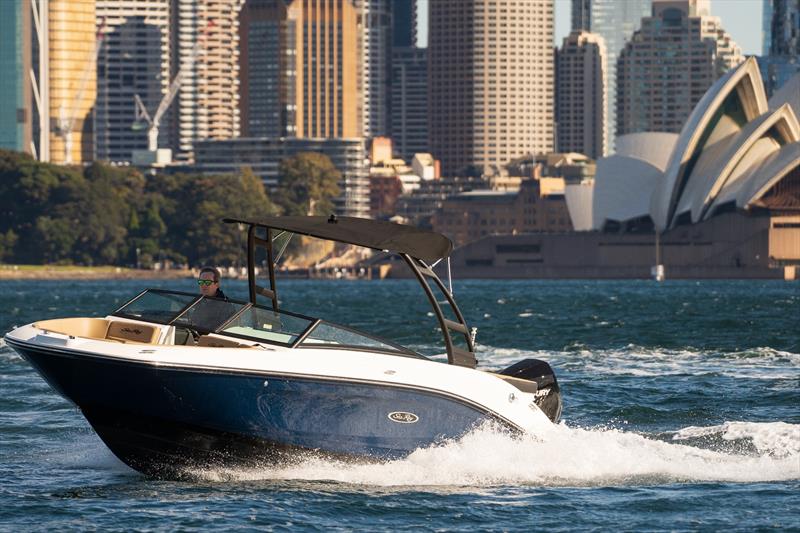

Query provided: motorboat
[5,215,561,478]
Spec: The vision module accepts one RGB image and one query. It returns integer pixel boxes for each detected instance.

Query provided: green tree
[158,168,277,266]
[275,152,341,216]
[0,229,18,262]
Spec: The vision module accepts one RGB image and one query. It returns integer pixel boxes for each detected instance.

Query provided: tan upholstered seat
[35,318,111,339]
[196,335,247,348]
[105,321,159,344]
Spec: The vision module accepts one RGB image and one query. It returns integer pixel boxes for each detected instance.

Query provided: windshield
[219,306,316,345]
[173,298,246,332]
[113,290,197,323]
[111,289,419,355]
[299,322,414,354]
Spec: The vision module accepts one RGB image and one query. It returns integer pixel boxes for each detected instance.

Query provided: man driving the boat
[179,266,236,337]
[197,266,227,299]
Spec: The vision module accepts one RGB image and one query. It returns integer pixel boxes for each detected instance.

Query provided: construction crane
[55,20,105,165]
[132,19,215,164]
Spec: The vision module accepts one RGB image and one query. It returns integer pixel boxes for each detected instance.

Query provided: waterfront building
[390,46,428,161]
[394,174,523,225]
[355,0,391,138]
[758,0,800,97]
[429,0,554,176]
[570,0,651,152]
[238,0,297,138]
[0,0,32,154]
[170,0,242,162]
[431,178,573,247]
[589,57,799,232]
[556,30,607,159]
[95,1,171,164]
[193,137,369,217]
[444,56,800,279]
[447,212,796,279]
[616,0,744,136]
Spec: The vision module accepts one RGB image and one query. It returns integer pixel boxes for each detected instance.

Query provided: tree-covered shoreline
[0,149,340,267]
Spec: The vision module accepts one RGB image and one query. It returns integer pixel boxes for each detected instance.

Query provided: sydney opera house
[451,58,800,279]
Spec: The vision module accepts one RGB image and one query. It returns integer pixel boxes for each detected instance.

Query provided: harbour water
[1,279,798,530]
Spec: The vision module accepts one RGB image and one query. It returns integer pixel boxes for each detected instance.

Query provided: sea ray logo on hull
[388,411,419,424]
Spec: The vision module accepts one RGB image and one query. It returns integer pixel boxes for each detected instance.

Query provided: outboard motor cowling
[498,359,562,423]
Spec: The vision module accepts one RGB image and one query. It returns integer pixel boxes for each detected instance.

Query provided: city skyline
[416,0,765,55]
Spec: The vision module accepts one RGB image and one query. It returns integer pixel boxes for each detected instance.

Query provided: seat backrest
[196,335,246,348]
[105,321,160,344]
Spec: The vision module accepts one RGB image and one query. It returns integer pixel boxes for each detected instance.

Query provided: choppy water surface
[1,279,798,530]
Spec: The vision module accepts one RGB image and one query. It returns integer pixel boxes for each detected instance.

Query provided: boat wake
[482,345,800,380]
[183,420,800,486]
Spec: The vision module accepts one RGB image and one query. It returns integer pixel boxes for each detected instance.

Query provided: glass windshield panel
[300,322,405,352]
[113,291,198,323]
[220,306,314,346]
[173,297,246,332]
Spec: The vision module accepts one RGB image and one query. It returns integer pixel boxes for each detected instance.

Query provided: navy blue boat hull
[9,340,505,478]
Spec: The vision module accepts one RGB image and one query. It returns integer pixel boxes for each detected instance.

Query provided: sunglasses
[197,279,216,287]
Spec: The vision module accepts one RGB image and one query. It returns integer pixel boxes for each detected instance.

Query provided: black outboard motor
[498,359,562,423]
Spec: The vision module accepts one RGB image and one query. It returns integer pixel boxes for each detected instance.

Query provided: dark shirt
[190,288,235,331]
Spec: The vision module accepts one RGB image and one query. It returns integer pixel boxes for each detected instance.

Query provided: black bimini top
[224,215,453,263]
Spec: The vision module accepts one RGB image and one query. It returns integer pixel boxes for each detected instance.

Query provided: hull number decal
[388,411,419,424]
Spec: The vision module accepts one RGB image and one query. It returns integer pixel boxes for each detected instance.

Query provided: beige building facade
[49,0,97,164]
[556,30,607,159]
[616,0,744,136]
[291,0,360,138]
[429,0,554,176]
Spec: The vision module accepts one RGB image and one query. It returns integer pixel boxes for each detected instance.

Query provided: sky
[417,0,764,56]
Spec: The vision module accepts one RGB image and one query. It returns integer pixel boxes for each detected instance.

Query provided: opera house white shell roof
[584,57,800,232]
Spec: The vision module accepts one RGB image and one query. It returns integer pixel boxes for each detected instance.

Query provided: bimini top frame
[223,215,476,368]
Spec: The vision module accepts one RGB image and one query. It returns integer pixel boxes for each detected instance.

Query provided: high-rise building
[238,0,362,140]
[570,0,651,151]
[429,0,554,176]
[49,0,97,164]
[556,30,607,159]
[239,0,297,138]
[759,0,800,97]
[289,0,360,138]
[616,0,744,136]
[95,1,171,164]
[392,0,415,47]
[0,0,32,154]
[763,0,775,55]
[390,46,427,161]
[766,0,799,56]
[355,0,391,138]
[170,0,242,162]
